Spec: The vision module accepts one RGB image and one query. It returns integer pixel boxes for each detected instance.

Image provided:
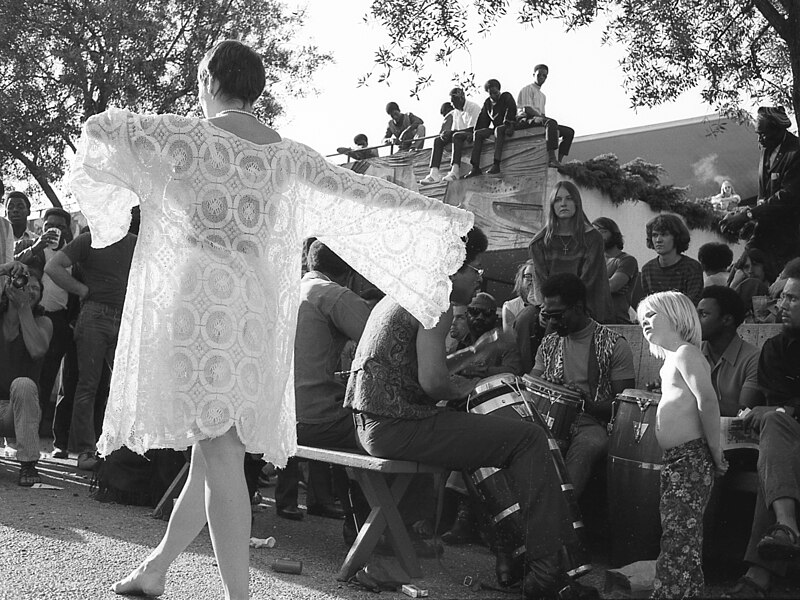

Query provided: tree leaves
[366,0,799,118]
[0,0,332,207]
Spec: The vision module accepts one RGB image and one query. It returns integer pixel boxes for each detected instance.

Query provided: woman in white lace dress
[69,41,472,599]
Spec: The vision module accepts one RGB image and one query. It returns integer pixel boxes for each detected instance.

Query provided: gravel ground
[2,450,799,599]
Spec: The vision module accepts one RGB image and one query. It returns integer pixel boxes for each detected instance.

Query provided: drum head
[469,373,520,400]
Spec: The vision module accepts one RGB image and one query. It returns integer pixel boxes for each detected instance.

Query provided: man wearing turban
[721,106,800,270]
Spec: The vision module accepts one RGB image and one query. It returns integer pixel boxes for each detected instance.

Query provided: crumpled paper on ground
[249,536,276,549]
[604,560,656,598]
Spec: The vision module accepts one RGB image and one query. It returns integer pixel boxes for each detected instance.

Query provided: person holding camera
[0,262,53,486]
[15,208,74,438]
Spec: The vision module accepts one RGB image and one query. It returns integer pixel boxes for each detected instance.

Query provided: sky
[278,0,716,157]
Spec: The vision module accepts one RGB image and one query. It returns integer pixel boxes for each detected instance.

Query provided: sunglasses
[464,264,485,278]
[540,307,572,321]
[467,307,495,318]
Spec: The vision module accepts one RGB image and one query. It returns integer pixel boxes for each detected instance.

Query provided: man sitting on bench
[344,227,597,599]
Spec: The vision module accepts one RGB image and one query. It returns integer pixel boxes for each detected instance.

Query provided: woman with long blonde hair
[529,181,612,322]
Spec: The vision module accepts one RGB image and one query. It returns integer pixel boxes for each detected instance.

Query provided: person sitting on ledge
[516,64,575,168]
[337,133,379,161]
[383,102,426,151]
[725,262,800,599]
[464,79,516,179]
[420,88,481,184]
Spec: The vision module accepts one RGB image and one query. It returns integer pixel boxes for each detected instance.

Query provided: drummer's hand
[645,380,661,393]
[562,381,588,403]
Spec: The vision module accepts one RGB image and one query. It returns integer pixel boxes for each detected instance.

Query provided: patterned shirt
[640,254,704,304]
[344,297,438,419]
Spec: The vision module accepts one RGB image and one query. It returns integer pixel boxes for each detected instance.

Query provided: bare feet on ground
[111,563,166,596]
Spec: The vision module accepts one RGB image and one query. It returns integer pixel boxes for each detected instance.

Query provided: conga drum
[607,389,663,567]
[520,374,583,453]
[467,374,592,579]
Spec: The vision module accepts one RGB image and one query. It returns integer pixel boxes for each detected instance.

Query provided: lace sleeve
[289,141,474,329]
[68,107,141,248]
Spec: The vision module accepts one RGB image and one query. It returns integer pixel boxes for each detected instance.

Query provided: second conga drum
[607,389,663,567]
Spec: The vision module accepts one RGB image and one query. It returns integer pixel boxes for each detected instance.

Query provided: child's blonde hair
[637,291,702,359]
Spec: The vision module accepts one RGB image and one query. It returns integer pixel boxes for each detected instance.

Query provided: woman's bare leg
[112,444,210,596]
[200,427,250,600]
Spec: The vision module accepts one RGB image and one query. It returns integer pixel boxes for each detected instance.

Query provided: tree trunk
[9,149,63,208]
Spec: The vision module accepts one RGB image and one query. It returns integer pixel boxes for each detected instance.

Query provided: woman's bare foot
[111,563,166,596]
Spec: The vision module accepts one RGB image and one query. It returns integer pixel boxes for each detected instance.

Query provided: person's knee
[10,377,39,405]
[199,428,246,471]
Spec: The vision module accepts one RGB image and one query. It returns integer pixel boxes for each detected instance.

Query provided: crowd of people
[337,64,575,181]
[0,39,798,600]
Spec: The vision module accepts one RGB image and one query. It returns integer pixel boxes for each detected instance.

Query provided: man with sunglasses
[452,292,522,378]
[532,273,635,500]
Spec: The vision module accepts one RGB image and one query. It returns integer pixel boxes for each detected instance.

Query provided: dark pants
[471,124,512,167]
[652,439,714,599]
[517,117,574,158]
[53,337,110,451]
[276,412,365,519]
[743,411,800,575]
[355,409,574,560]
[429,131,472,169]
[565,413,609,498]
[38,309,72,435]
[70,301,121,454]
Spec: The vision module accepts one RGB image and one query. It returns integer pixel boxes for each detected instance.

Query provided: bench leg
[336,470,422,581]
[152,462,189,520]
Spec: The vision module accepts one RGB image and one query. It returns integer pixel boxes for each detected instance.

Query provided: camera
[11,273,29,289]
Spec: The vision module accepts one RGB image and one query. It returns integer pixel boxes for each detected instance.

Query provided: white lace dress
[69,108,473,467]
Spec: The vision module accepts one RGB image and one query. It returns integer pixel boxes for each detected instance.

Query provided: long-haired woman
[529,181,612,322]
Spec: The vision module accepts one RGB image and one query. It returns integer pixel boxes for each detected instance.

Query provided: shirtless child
[637,291,727,599]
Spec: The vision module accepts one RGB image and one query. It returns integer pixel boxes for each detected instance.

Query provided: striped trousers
[0,377,41,463]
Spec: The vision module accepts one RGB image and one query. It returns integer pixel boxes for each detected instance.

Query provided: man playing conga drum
[532,273,635,499]
[344,228,598,599]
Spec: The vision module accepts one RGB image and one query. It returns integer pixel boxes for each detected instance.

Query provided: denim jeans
[38,309,72,435]
[70,301,122,453]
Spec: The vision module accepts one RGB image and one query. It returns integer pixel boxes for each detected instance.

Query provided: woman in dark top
[529,181,612,323]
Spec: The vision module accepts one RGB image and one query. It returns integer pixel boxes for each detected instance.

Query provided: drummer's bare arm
[417,312,467,402]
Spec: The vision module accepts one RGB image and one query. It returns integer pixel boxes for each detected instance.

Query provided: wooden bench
[295,445,445,581]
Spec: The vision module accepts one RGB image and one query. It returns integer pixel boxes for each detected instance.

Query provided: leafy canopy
[0,0,331,208]
[366,0,799,117]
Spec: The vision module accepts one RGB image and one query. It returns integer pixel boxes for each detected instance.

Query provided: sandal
[722,575,768,599]
[18,461,41,487]
[757,523,800,561]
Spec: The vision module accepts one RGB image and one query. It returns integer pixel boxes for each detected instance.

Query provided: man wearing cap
[721,106,800,270]
[450,292,522,377]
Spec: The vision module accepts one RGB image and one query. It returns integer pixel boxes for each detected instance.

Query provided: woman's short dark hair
[592,216,624,250]
[541,272,587,308]
[697,242,733,272]
[701,285,746,327]
[645,213,691,254]
[463,227,488,267]
[735,247,778,283]
[198,40,266,105]
[305,240,351,277]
